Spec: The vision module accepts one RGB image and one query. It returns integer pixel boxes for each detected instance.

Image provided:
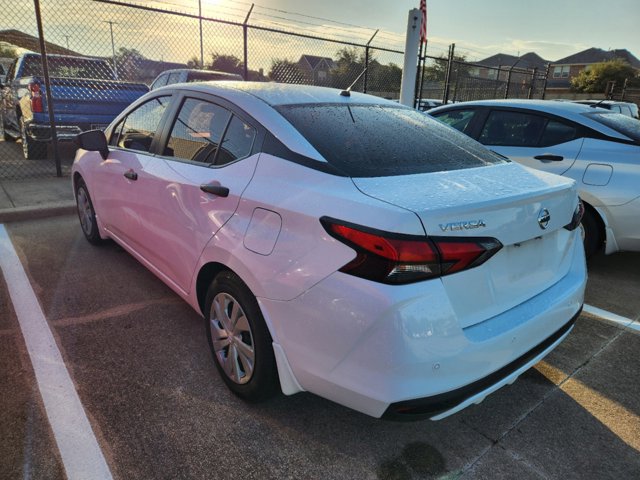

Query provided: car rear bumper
[260,231,586,419]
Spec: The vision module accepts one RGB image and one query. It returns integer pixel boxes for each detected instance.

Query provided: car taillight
[321,217,502,285]
[564,200,584,231]
[29,82,43,113]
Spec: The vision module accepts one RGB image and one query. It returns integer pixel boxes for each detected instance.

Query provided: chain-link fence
[0,0,405,180]
[416,52,549,108]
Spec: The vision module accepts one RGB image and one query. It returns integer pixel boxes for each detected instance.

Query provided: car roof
[428,99,635,142]
[170,81,399,107]
[149,82,404,163]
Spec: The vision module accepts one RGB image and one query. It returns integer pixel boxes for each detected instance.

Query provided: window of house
[112,96,170,151]
[164,98,231,164]
[552,65,570,78]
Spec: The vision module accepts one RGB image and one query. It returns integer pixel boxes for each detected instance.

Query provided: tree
[113,47,147,81]
[186,55,202,69]
[268,59,307,84]
[0,45,18,59]
[421,53,467,82]
[208,53,243,75]
[330,46,366,90]
[571,59,640,93]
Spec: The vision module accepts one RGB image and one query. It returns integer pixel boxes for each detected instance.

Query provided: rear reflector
[321,217,502,284]
[29,82,43,113]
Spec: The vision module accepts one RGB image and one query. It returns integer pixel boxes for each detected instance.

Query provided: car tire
[75,178,103,245]
[1,115,13,142]
[205,271,279,402]
[581,208,602,259]
[20,117,47,160]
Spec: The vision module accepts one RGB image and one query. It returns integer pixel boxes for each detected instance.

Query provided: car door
[129,94,260,293]
[476,109,584,176]
[93,95,171,245]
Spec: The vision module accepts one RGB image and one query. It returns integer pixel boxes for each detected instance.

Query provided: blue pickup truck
[0,53,148,159]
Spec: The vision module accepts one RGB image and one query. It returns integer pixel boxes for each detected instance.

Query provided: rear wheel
[75,178,103,245]
[580,208,602,259]
[205,271,279,402]
[20,117,47,160]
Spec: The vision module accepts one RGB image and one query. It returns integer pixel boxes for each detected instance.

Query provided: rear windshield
[584,112,640,143]
[276,104,507,177]
[22,55,116,80]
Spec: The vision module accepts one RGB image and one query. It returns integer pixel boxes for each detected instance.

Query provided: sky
[188,0,640,62]
[4,0,639,69]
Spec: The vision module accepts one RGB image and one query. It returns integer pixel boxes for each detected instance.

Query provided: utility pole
[105,21,118,78]
[198,0,204,68]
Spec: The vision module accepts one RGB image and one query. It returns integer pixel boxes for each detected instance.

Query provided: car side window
[432,110,476,134]
[164,98,231,164]
[115,96,170,152]
[151,73,168,90]
[166,72,181,85]
[479,111,546,147]
[539,120,577,147]
[6,60,17,82]
[215,116,256,166]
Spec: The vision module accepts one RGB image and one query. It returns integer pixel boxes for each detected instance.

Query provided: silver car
[429,99,640,257]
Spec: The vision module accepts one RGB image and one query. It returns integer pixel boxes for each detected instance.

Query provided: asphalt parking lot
[1,215,639,480]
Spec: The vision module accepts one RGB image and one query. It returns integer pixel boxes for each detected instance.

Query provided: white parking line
[0,225,113,480]
[583,304,640,332]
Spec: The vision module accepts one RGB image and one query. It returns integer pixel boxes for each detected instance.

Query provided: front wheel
[20,117,47,160]
[205,271,279,402]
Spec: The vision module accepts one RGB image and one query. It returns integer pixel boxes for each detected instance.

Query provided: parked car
[0,53,148,159]
[73,83,585,420]
[150,68,243,90]
[416,98,444,111]
[571,100,639,119]
[429,99,640,257]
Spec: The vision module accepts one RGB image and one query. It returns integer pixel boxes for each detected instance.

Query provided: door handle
[200,184,229,197]
[534,154,564,161]
[124,169,138,181]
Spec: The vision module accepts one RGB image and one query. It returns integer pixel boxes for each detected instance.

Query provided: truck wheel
[1,114,13,141]
[20,117,47,160]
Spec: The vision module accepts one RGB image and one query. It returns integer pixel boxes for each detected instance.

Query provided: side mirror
[75,129,109,160]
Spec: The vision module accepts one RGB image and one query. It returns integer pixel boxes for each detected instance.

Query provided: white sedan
[73,83,585,420]
[429,99,640,257]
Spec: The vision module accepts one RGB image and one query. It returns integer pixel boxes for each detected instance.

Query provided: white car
[429,99,640,257]
[73,83,585,420]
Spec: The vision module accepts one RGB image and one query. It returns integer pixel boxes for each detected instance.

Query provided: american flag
[419,0,427,44]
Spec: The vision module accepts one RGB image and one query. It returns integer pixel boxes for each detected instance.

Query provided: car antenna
[340,68,367,97]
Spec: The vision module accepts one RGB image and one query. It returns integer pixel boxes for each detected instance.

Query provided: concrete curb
[0,202,76,224]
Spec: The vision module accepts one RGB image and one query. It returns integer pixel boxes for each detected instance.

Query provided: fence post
[364,30,379,94]
[541,63,550,100]
[621,78,628,100]
[33,0,61,177]
[527,67,537,99]
[198,0,204,68]
[442,43,454,103]
[243,4,254,80]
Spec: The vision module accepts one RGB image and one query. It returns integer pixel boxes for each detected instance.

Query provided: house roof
[477,52,549,70]
[0,29,80,56]
[298,55,336,70]
[554,47,640,68]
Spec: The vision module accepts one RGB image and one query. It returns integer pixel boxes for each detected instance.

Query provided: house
[469,52,549,81]
[547,47,640,91]
[0,29,80,56]
[297,54,336,86]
